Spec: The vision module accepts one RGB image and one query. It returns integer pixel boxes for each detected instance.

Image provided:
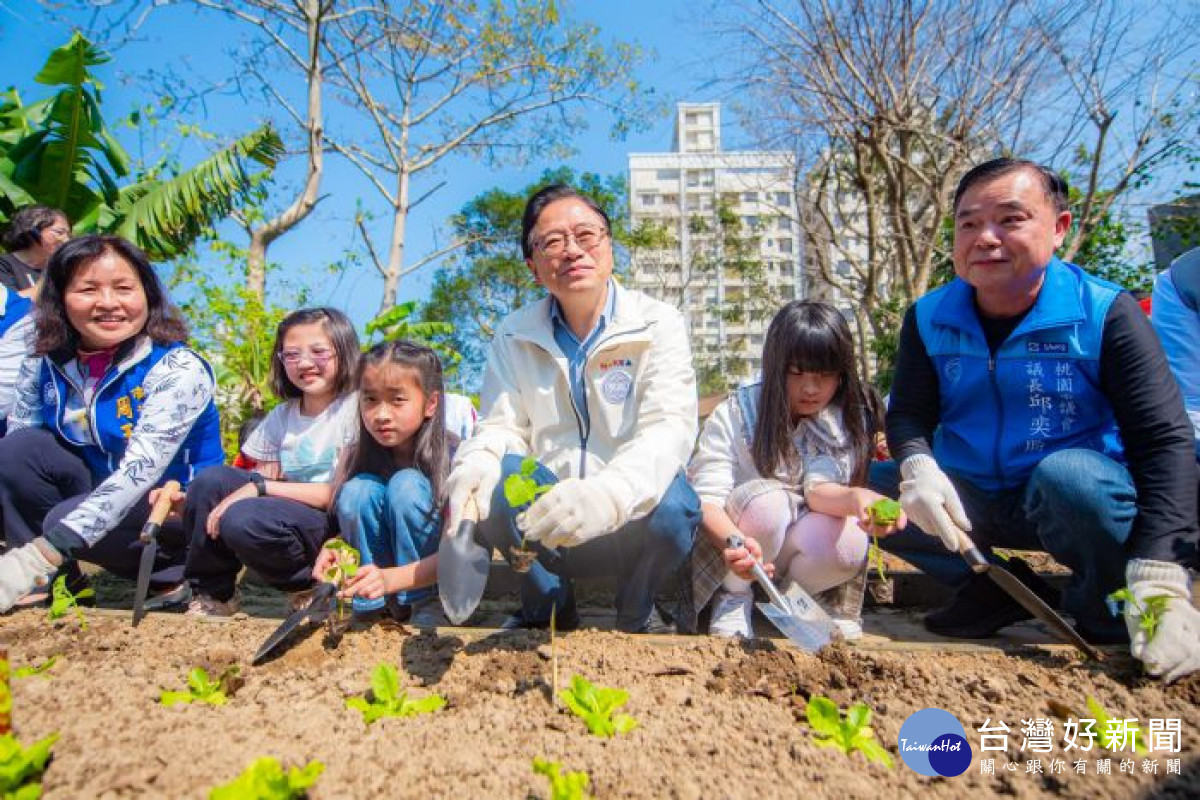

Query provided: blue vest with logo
[914,257,1125,491]
[39,340,224,485]
[0,285,32,337]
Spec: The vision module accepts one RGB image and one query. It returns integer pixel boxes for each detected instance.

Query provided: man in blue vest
[872,158,1199,682]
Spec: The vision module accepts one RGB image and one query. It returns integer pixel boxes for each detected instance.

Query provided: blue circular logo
[897,708,972,777]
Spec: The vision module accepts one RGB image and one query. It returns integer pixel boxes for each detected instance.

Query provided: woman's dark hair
[953,158,1069,214]
[34,235,188,358]
[520,183,612,259]
[752,301,883,485]
[3,205,68,251]
[269,307,360,400]
[334,339,452,515]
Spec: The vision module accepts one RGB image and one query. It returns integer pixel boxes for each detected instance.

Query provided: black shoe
[925,556,1060,639]
[498,599,580,632]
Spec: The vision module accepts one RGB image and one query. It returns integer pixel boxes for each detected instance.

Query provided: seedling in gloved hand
[867,498,902,526]
[320,539,361,623]
[345,663,446,724]
[208,756,323,800]
[48,575,95,630]
[558,674,638,738]
[805,695,893,768]
[160,666,242,707]
[532,757,592,800]
[1106,587,1171,643]
[504,456,550,572]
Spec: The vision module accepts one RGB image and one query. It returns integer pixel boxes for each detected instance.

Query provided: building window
[742,191,758,203]
[640,193,657,206]
[836,259,852,276]
[778,238,793,254]
[777,217,791,231]
[656,169,679,181]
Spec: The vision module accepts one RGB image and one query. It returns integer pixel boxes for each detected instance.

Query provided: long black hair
[751,301,882,485]
[334,339,452,510]
[34,235,188,359]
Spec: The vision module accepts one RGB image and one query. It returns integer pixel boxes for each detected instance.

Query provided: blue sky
[0,0,746,328]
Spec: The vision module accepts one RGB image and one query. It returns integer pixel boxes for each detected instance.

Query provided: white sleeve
[687,398,742,507]
[0,317,36,420]
[453,335,532,467]
[6,352,45,431]
[241,401,291,462]
[55,349,216,546]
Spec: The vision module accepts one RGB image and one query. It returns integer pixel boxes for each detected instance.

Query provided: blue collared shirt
[549,281,617,438]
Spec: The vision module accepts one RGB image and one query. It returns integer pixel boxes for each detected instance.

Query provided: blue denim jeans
[335,470,442,610]
[478,454,701,632]
[868,449,1137,628]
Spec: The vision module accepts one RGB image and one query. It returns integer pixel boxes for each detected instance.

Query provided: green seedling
[531,757,592,800]
[867,540,888,583]
[160,666,241,707]
[0,731,59,799]
[321,539,361,622]
[13,657,58,680]
[867,498,902,526]
[1085,695,1142,754]
[208,757,323,800]
[503,457,550,571]
[47,575,94,630]
[1106,587,1171,643]
[345,663,446,724]
[805,696,893,768]
[558,674,638,738]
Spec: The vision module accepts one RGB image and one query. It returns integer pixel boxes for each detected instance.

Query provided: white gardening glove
[0,539,60,612]
[444,452,502,536]
[521,477,622,549]
[898,454,973,552]
[1123,559,1200,683]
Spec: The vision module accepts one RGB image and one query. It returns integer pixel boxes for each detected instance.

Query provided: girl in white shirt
[687,301,905,639]
[174,307,361,616]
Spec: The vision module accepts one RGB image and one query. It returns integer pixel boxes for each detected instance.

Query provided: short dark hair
[34,235,188,358]
[269,307,360,400]
[954,158,1069,214]
[520,184,612,259]
[4,206,68,251]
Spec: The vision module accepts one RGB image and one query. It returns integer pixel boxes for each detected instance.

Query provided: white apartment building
[627,103,803,389]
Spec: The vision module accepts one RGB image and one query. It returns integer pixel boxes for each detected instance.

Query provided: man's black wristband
[249,472,268,497]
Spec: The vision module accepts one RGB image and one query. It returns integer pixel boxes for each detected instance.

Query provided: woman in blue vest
[0,235,223,612]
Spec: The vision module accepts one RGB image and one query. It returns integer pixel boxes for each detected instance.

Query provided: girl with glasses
[174,307,361,616]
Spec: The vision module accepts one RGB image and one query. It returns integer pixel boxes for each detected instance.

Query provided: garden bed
[3,609,1198,798]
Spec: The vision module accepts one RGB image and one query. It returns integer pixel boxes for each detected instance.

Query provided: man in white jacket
[445,184,701,632]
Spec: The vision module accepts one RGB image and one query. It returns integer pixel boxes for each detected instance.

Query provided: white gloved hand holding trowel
[898,454,973,551]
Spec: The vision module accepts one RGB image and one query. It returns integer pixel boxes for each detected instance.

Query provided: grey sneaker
[638,605,675,635]
[409,596,448,629]
[708,589,754,638]
[185,590,239,618]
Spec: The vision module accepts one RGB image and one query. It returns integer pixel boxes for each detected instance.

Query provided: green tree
[419,168,629,390]
[0,32,280,260]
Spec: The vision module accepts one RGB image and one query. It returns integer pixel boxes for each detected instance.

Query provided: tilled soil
[2,609,1197,799]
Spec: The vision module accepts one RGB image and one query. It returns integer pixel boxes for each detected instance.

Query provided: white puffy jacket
[453,281,698,526]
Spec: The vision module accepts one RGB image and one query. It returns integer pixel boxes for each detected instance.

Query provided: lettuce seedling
[867,498,902,526]
[503,457,550,573]
[160,666,241,707]
[1106,587,1171,643]
[320,539,361,622]
[805,695,893,768]
[345,663,446,724]
[558,675,638,738]
[1085,695,1142,754]
[47,575,94,630]
[14,657,58,680]
[0,731,60,799]
[532,757,592,800]
[208,757,323,800]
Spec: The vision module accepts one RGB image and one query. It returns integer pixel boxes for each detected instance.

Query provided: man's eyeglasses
[277,349,335,367]
[534,225,608,257]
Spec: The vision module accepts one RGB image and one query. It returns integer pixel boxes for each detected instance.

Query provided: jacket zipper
[988,355,1004,487]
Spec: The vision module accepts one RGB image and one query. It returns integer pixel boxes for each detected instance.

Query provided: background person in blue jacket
[871,158,1199,682]
[0,235,223,612]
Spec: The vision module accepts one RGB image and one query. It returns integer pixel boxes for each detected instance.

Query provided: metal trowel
[438,495,489,625]
[727,534,837,651]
